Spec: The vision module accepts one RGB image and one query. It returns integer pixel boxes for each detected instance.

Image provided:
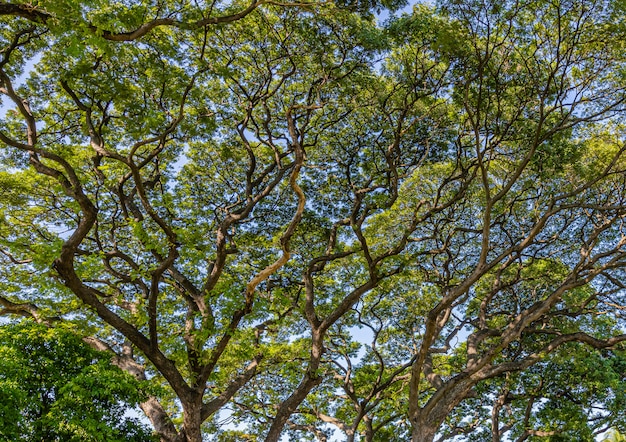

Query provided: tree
[0,320,154,441]
[605,430,626,442]
[1,0,626,441]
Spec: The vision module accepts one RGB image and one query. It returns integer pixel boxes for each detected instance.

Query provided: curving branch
[0,295,46,322]
[0,0,320,42]
[0,3,49,23]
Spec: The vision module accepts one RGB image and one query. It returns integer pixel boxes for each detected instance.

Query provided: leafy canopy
[1,0,626,441]
[0,321,154,441]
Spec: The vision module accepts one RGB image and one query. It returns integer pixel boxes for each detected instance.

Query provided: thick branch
[0,295,45,322]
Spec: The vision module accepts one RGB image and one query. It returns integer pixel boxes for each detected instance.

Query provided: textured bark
[177,405,204,442]
[409,373,477,442]
[141,397,180,442]
[411,423,438,442]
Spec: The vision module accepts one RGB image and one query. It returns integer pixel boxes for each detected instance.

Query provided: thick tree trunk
[175,402,204,442]
[408,375,476,442]
[411,423,438,442]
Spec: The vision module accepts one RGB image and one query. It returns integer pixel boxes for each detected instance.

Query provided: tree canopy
[0,321,154,441]
[1,0,626,441]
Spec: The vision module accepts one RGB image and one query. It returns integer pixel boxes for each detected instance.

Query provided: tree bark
[177,404,204,442]
[141,397,179,442]
[411,422,438,442]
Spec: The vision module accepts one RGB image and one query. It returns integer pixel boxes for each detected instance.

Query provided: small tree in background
[0,321,154,441]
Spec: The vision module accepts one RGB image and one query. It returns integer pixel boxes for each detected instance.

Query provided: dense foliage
[2,0,626,441]
[0,321,154,441]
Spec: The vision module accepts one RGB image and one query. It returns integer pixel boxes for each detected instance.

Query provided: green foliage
[605,430,626,442]
[0,321,155,442]
[2,0,626,441]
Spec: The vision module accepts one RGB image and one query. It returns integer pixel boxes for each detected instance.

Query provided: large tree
[1,0,626,441]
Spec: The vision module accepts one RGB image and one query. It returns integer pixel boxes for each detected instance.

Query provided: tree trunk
[411,421,438,442]
[265,329,325,442]
[176,403,204,442]
[264,373,322,442]
[409,370,478,442]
